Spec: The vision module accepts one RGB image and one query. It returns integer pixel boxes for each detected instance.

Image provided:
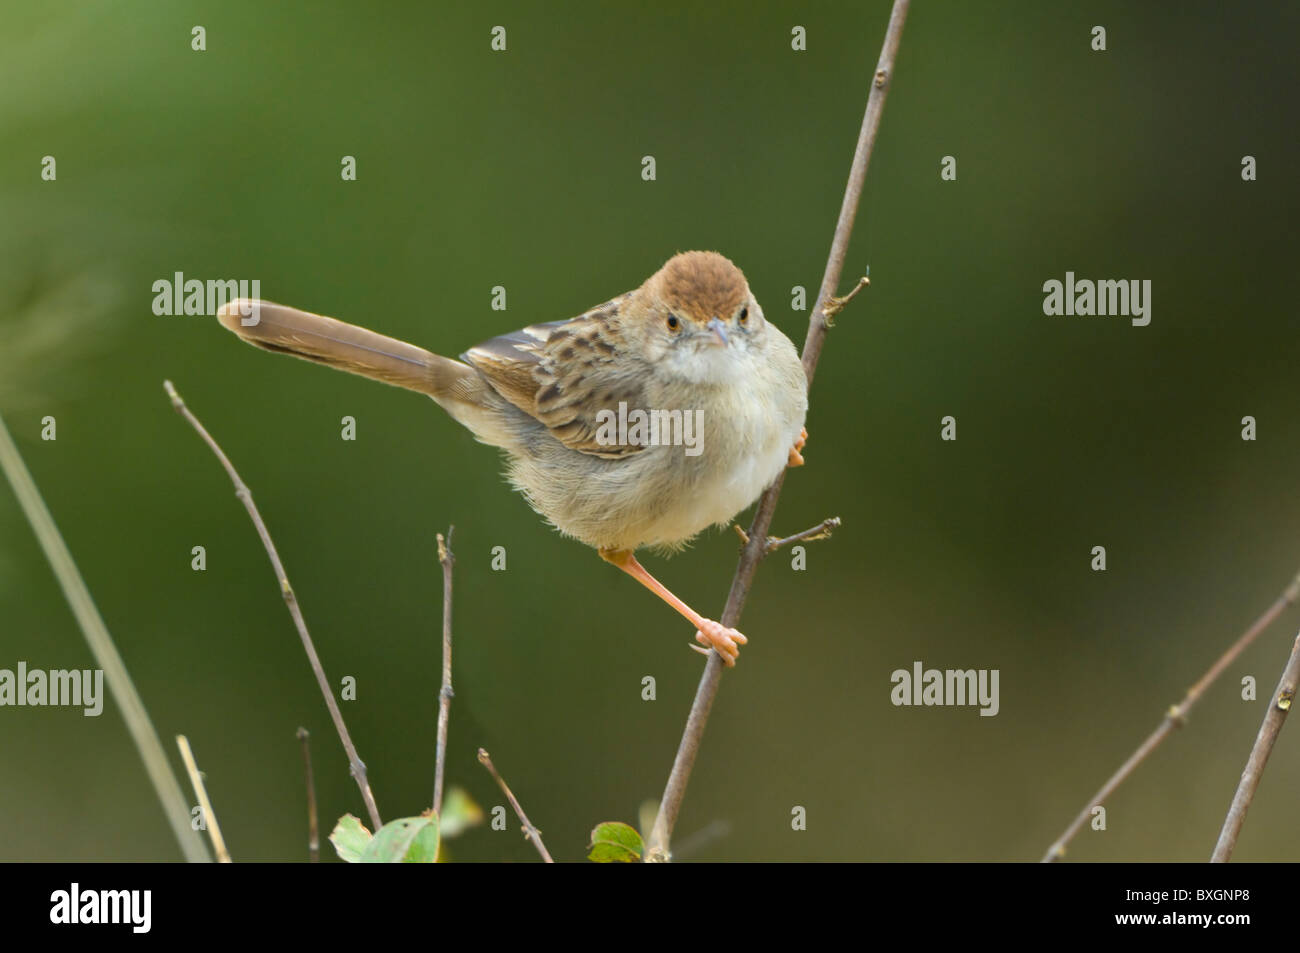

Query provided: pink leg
[599,549,748,666]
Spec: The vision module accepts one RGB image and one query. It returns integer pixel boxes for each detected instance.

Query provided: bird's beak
[705,316,729,347]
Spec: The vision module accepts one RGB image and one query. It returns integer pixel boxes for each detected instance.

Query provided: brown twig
[176,735,230,862]
[821,275,870,327]
[1211,630,1300,862]
[1041,569,1300,862]
[477,748,553,862]
[764,516,842,553]
[643,0,910,862]
[732,516,841,552]
[433,527,455,816]
[297,727,320,862]
[164,380,382,832]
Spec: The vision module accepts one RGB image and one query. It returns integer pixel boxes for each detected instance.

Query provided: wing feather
[461,295,649,458]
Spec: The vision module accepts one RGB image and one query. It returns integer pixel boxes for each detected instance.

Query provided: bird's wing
[461,294,651,458]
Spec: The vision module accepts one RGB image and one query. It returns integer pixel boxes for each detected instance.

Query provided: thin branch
[432,526,455,816]
[821,275,870,327]
[0,409,211,862]
[1042,568,1300,862]
[297,727,320,863]
[1211,630,1300,862]
[732,516,841,551]
[164,380,382,832]
[644,0,910,862]
[477,748,553,863]
[176,735,230,862]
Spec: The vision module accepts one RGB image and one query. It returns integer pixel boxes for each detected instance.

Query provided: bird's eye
[738,307,749,324]
[666,313,680,331]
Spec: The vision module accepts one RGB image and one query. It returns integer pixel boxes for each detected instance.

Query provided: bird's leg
[787,427,808,467]
[598,548,747,666]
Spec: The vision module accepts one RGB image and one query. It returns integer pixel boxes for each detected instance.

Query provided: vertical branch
[164,381,382,832]
[433,527,455,815]
[644,0,911,861]
[1210,630,1300,862]
[176,735,231,862]
[297,727,320,863]
[0,408,211,863]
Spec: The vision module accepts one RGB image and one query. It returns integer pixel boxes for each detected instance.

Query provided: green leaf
[588,821,643,863]
[359,814,440,863]
[440,787,486,840]
[329,814,373,863]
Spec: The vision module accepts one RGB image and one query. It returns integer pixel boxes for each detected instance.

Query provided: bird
[216,250,808,665]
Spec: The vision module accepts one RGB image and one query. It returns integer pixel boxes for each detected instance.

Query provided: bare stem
[822,275,870,327]
[297,727,320,863]
[164,380,382,832]
[477,748,553,863]
[1211,630,1300,862]
[765,516,842,553]
[176,735,230,862]
[433,527,455,816]
[0,408,210,862]
[1042,569,1300,862]
[644,0,910,862]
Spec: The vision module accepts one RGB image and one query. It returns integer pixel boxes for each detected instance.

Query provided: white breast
[639,374,806,548]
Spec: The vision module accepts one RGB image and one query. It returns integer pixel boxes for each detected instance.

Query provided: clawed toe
[693,619,748,666]
[787,427,808,467]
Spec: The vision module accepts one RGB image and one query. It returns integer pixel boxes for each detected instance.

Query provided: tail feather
[216,298,476,401]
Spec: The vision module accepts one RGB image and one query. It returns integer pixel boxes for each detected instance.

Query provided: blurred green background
[2,0,1298,862]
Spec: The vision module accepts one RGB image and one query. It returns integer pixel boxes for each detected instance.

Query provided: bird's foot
[693,619,748,667]
[787,428,808,467]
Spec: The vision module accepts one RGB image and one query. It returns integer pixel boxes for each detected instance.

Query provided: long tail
[216,298,478,401]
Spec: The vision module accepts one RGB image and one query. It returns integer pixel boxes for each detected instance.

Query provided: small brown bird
[217,251,808,665]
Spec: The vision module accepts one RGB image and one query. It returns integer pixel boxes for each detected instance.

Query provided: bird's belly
[509,366,807,553]
[637,415,799,549]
